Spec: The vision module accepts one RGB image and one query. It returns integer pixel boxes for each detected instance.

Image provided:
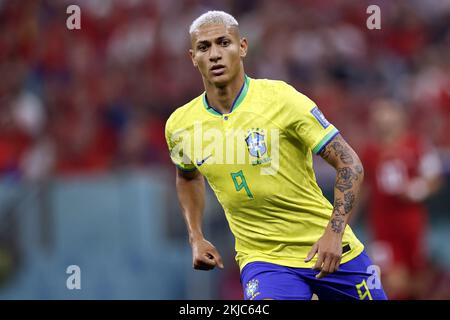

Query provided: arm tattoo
[344,191,355,214]
[331,217,345,233]
[355,164,363,174]
[336,167,358,192]
[333,191,355,217]
[320,146,332,159]
[329,141,354,164]
[333,198,345,216]
[319,135,354,165]
[319,134,363,233]
[334,198,344,209]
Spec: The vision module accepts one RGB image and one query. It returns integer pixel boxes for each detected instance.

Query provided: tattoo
[334,198,344,208]
[355,164,363,174]
[319,135,354,165]
[344,191,355,214]
[333,198,345,216]
[330,141,354,165]
[333,207,345,217]
[336,167,358,192]
[320,146,331,159]
[331,217,344,233]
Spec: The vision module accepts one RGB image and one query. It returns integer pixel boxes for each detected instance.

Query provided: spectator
[362,99,443,299]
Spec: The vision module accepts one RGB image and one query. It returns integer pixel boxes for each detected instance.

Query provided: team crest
[245,279,260,300]
[245,129,272,166]
[245,129,267,158]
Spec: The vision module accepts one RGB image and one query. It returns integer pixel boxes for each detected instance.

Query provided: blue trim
[203,75,249,115]
[315,131,340,155]
[229,76,247,113]
[204,95,224,115]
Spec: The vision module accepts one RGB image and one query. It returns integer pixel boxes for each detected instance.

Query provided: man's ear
[240,38,248,59]
[189,49,198,67]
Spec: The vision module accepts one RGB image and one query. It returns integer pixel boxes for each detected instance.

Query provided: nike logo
[196,154,212,167]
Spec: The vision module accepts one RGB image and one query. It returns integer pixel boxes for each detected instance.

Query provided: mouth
[210,64,226,75]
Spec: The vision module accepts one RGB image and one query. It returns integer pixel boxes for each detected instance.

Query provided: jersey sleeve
[282,83,339,154]
[165,116,196,172]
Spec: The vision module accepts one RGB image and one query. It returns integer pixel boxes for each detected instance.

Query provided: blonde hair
[189,10,238,35]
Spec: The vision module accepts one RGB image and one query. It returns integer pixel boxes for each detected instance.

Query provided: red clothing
[0,129,30,174]
[363,134,429,271]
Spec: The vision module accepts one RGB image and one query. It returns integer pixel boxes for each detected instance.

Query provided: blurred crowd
[0,0,449,180]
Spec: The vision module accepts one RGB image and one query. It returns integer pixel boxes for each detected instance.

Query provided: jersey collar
[202,75,250,116]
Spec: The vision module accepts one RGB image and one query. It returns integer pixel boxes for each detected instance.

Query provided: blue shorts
[240,250,388,300]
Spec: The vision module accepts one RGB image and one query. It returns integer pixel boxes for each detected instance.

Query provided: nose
[209,44,221,62]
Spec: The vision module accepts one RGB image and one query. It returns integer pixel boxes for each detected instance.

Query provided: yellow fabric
[165,77,364,270]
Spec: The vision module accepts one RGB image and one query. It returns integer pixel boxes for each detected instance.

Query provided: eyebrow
[196,36,230,45]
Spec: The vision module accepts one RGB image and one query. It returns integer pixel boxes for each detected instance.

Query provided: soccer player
[363,100,443,299]
[165,11,387,300]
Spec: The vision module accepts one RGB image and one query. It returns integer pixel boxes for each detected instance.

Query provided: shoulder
[250,78,314,107]
[250,78,292,95]
[165,94,203,133]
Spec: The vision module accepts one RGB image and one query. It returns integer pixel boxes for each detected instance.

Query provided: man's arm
[176,168,224,270]
[304,134,364,278]
[403,149,443,202]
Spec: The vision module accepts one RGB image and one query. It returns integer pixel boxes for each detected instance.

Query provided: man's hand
[304,228,343,279]
[191,238,224,271]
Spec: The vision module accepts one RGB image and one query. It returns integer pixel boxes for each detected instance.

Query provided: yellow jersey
[165,75,364,270]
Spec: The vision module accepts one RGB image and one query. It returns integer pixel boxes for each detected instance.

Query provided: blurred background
[0,0,449,299]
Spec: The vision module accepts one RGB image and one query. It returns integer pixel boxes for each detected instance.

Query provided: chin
[209,73,231,87]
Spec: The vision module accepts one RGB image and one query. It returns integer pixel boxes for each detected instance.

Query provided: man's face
[371,102,406,139]
[190,24,247,86]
